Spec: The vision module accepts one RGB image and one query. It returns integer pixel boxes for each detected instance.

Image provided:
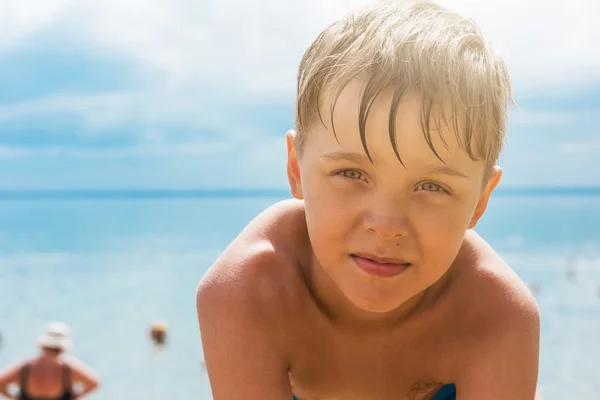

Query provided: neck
[40,350,60,360]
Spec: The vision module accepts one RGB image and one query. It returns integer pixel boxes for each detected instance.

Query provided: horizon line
[0,186,599,199]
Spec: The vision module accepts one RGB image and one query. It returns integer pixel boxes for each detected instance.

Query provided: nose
[363,198,409,241]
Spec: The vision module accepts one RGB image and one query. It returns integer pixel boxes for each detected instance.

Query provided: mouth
[351,253,411,278]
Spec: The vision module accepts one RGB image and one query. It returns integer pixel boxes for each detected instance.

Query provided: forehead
[312,80,484,176]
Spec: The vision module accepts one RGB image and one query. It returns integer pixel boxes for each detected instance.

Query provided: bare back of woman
[19,354,73,400]
[0,323,100,400]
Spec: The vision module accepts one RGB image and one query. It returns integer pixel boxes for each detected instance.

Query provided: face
[287,81,501,313]
[42,347,63,356]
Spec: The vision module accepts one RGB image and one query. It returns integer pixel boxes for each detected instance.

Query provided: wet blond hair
[295,0,512,173]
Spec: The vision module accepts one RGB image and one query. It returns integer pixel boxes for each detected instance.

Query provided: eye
[339,169,364,180]
[417,182,448,194]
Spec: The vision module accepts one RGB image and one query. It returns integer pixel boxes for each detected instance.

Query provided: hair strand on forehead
[387,81,408,167]
[357,77,384,163]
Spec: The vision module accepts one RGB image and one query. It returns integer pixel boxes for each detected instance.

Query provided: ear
[468,166,502,229]
[286,130,304,199]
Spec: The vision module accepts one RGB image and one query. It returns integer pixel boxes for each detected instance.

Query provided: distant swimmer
[149,321,168,346]
[0,322,100,399]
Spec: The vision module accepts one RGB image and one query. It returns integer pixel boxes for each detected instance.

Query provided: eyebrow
[423,165,469,179]
[320,151,469,179]
[320,151,370,164]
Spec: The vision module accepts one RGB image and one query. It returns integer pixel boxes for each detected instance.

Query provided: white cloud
[0,133,289,189]
[2,0,598,99]
[558,139,600,155]
[0,92,136,121]
[246,136,286,167]
[0,141,232,159]
[0,0,71,49]
[443,0,600,92]
[0,90,282,141]
[510,109,590,126]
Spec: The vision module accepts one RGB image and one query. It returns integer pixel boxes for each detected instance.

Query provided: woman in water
[0,322,100,399]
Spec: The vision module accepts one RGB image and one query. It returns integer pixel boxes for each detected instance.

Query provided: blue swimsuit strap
[432,383,456,400]
[292,383,456,400]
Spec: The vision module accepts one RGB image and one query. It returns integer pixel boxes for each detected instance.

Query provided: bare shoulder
[444,234,540,398]
[457,230,539,326]
[197,198,308,328]
[196,200,308,396]
[447,230,540,370]
[64,357,96,373]
[64,357,100,381]
[0,359,26,384]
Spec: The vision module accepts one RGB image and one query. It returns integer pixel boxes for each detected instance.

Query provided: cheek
[413,202,473,252]
[305,195,352,245]
[304,172,353,221]
[419,207,470,233]
[304,182,361,254]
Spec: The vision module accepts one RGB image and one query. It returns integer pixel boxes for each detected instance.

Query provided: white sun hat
[35,322,73,351]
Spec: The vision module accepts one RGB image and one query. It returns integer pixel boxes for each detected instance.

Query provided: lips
[351,253,411,278]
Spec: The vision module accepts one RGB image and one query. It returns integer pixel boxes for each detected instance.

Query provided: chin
[344,287,409,314]
[353,301,401,314]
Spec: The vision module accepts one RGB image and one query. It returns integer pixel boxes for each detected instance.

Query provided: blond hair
[295,0,512,172]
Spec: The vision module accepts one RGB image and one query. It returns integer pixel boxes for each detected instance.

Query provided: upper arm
[457,298,540,400]
[67,359,101,387]
[196,253,292,400]
[0,362,24,388]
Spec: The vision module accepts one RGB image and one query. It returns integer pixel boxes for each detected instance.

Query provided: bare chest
[288,324,456,400]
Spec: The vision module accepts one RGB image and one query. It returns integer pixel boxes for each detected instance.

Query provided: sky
[0,0,598,189]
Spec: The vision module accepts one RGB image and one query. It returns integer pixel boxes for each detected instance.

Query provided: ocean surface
[0,190,599,399]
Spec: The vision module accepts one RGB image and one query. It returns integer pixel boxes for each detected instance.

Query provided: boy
[197,1,540,399]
